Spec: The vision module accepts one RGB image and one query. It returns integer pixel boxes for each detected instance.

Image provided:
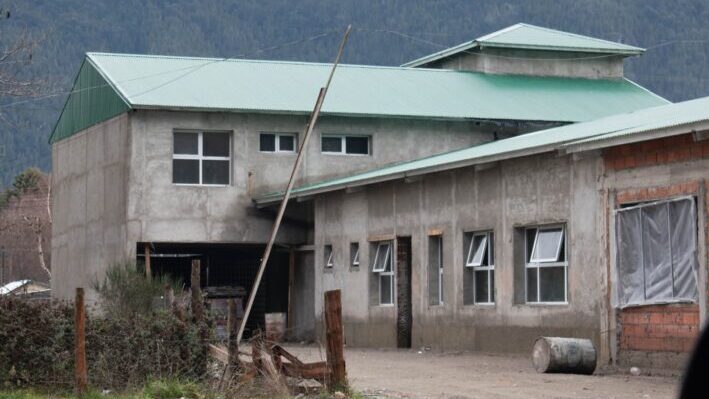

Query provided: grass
[0,379,208,399]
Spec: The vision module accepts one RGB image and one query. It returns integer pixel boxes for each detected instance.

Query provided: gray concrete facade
[424,48,626,79]
[312,152,605,355]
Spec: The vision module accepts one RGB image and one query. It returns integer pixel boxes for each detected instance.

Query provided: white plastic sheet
[614,196,698,308]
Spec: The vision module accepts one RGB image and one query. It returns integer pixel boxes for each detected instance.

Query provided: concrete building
[51,24,666,341]
[257,96,709,369]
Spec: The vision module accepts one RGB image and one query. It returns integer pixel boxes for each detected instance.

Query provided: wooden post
[227,298,240,371]
[75,287,87,397]
[287,247,295,335]
[324,289,346,390]
[191,259,203,323]
[144,243,152,280]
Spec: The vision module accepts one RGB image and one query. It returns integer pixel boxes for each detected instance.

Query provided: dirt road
[287,345,679,399]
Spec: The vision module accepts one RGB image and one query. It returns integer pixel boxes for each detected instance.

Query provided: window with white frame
[324,244,334,268]
[321,135,370,155]
[428,235,443,305]
[465,231,494,304]
[371,241,393,305]
[350,242,360,268]
[525,225,567,303]
[173,131,231,185]
[260,132,297,153]
[615,197,698,307]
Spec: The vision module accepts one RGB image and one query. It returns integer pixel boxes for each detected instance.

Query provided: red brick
[657,151,669,164]
[613,157,625,170]
[624,156,637,168]
[645,152,658,166]
[678,147,692,162]
[702,142,709,157]
[691,145,703,159]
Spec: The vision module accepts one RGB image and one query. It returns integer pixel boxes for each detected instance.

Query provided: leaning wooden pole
[236,25,352,343]
[74,287,87,397]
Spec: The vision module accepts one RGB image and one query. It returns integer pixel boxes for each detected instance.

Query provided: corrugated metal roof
[402,23,643,67]
[255,96,709,205]
[86,52,663,122]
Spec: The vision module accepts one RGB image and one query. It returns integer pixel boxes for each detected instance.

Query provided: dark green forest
[1,0,709,187]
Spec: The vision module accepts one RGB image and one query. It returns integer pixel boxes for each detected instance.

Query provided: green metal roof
[49,52,665,143]
[255,96,709,205]
[403,23,644,68]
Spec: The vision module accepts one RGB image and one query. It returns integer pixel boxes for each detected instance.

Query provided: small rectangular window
[464,231,495,304]
[324,245,334,268]
[525,225,567,303]
[428,235,443,305]
[350,242,360,268]
[322,135,370,155]
[371,241,394,305]
[173,131,230,185]
[260,132,297,153]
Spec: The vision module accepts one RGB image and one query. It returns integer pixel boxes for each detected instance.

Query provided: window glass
[174,132,198,155]
[202,160,229,185]
[260,133,276,152]
[474,270,489,303]
[324,245,334,268]
[322,136,342,153]
[380,274,393,305]
[526,268,538,303]
[468,234,488,266]
[203,133,230,157]
[345,136,369,154]
[531,228,564,262]
[539,267,566,302]
[350,243,360,267]
[372,243,390,272]
[279,135,296,152]
[173,159,199,184]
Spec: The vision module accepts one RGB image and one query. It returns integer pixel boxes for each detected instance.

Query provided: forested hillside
[2,0,709,187]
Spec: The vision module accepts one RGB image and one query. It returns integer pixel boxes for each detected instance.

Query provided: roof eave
[479,42,644,56]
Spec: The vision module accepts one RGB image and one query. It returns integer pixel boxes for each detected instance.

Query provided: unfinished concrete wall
[125,110,501,248]
[426,48,626,79]
[312,152,604,353]
[51,114,131,302]
[602,133,709,370]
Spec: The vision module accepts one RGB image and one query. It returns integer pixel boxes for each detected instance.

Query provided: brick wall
[613,179,706,355]
[619,304,699,352]
[604,133,709,171]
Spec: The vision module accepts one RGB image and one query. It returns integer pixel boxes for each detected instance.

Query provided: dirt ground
[286,345,680,399]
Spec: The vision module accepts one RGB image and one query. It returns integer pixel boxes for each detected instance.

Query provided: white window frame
[321,134,370,156]
[350,242,360,268]
[324,245,334,268]
[371,241,394,305]
[466,231,494,304]
[530,227,564,263]
[173,131,231,186]
[259,132,298,153]
[525,225,567,304]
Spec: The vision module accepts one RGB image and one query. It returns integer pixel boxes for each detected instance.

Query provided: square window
[260,133,276,152]
[279,135,296,152]
[530,227,564,263]
[322,136,342,153]
[174,132,198,155]
[372,242,391,272]
[202,160,230,185]
[324,245,334,268]
[202,132,230,157]
[345,136,369,155]
[466,234,488,267]
[525,225,567,303]
[172,159,199,184]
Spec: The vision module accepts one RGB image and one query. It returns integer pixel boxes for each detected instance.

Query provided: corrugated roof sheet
[255,96,709,205]
[402,23,643,67]
[86,52,664,124]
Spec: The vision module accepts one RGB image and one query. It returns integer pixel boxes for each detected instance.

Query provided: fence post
[75,287,87,397]
[227,298,241,372]
[324,289,346,390]
[191,259,203,323]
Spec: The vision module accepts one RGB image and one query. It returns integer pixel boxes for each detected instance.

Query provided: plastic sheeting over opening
[614,196,698,308]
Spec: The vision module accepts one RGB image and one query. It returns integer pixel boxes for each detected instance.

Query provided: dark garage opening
[137,242,290,339]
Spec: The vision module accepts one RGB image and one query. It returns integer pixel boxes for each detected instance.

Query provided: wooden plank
[191,259,203,323]
[367,233,395,242]
[287,248,295,335]
[144,243,152,280]
[227,298,240,371]
[426,227,443,236]
[74,288,87,397]
[324,289,346,390]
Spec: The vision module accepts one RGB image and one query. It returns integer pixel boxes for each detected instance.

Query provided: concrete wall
[426,48,626,79]
[601,133,709,370]
[125,110,505,248]
[51,114,131,303]
[312,152,604,353]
